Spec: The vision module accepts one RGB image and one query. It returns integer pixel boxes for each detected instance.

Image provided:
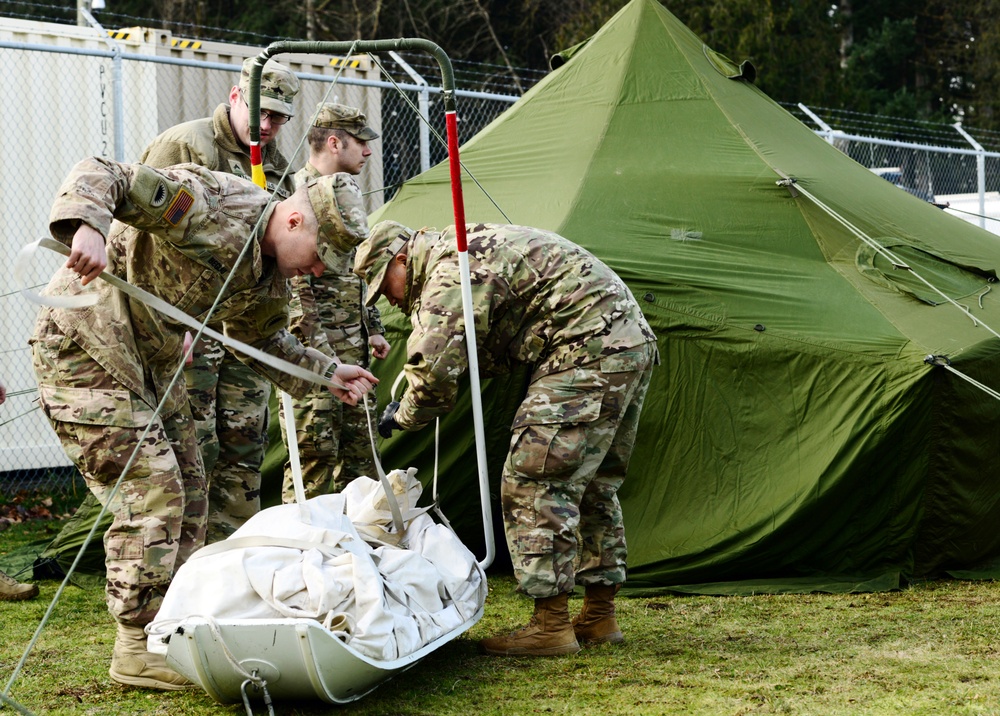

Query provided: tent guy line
[780,177,1000,343]
[368,52,513,225]
[937,359,1000,402]
[781,176,1000,405]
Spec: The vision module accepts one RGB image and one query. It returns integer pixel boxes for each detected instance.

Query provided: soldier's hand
[182,331,195,366]
[369,334,391,360]
[327,364,378,406]
[66,224,108,286]
[378,401,402,438]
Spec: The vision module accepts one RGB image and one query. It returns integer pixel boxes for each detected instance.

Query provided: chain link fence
[0,17,526,495]
[785,103,1000,233]
[4,14,1000,497]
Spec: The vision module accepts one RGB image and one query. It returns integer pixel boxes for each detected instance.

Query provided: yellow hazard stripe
[330,58,361,68]
[107,30,131,40]
[171,39,203,50]
[251,164,267,190]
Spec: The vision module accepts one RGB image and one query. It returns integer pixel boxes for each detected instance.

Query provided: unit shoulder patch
[150,181,169,207]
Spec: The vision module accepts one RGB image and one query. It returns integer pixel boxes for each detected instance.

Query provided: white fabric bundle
[147,469,486,661]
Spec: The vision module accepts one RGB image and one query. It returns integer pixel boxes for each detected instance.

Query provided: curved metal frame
[246,39,494,569]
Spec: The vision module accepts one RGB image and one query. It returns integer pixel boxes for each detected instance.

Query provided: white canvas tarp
[148,469,486,661]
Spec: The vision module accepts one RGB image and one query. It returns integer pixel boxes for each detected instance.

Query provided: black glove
[378,401,402,439]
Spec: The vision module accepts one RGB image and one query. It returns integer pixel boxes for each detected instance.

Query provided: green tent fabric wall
[362,0,1000,594]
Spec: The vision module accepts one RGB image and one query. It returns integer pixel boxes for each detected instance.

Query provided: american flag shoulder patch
[163,188,194,225]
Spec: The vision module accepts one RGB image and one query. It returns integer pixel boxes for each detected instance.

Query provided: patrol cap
[313,102,379,141]
[305,174,370,269]
[354,220,413,306]
[239,57,300,117]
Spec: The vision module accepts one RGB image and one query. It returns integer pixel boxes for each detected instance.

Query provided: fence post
[798,103,834,144]
[76,0,89,26]
[389,51,431,173]
[79,6,124,162]
[954,123,986,230]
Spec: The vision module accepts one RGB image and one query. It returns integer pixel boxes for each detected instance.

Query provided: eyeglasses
[260,108,291,126]
[240,90,291,125]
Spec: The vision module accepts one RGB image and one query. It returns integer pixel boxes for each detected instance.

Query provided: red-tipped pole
[446,111,468,252]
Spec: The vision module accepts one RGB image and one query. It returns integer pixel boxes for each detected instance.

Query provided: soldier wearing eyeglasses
[141,57,298,200]
[138,58,300,545]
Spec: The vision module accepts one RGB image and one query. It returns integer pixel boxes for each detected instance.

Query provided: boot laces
[508,614,541,637]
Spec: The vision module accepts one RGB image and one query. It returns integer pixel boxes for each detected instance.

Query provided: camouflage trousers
[503,343,655,599]
[31,331,207,628]
[185,334,271,544]
[278,340,378,500]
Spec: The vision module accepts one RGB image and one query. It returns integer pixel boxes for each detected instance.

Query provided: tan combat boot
[109,623,193,690]
[0,569,39,601]
[572,584,624,644]
[479,593,581,656]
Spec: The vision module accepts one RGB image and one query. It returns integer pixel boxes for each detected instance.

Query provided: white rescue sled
[151,467,489,706]
[164,612,483,704]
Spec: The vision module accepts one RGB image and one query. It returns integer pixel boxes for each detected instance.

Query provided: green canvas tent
[28,0,1000,596]
[359,0,1000,594]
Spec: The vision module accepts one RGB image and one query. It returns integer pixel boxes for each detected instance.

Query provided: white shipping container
[0,18,382,473]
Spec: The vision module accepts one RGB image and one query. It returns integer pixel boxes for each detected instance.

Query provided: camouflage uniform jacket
[33,157,338,420]
[139,103,295,199]
[287,162,383,359]
[395,223,657,430]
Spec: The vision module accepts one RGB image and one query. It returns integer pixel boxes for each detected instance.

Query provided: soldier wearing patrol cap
[294,103,379,181]
[355,220,657,658]
[278,102,390,503]
[30,156,377,691]
[142,57,300,196]
[139,57,300,545]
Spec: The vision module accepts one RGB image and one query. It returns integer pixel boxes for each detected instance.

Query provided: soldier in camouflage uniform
[355,221,657,657]
[30,156,376,689]
[280,103,390,501]
[139,58,299,543]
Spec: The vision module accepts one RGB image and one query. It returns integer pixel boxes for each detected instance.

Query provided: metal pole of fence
[76,0,89,26]
[798,103,835,145]
[954,124,987,230]
[79,7,124,162]
[389,51,431,173]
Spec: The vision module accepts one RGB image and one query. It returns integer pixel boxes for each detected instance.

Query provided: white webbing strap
[17,237,349,392]
[20,237,411,541]
[361,391,407,536]
[185,534,365,561]
[280,390,311,524]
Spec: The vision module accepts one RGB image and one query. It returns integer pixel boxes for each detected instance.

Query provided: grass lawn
[3,516,1000,715]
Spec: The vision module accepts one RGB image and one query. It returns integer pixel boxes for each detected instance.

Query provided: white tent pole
[443,106,495,570]
[457,250,494,569]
